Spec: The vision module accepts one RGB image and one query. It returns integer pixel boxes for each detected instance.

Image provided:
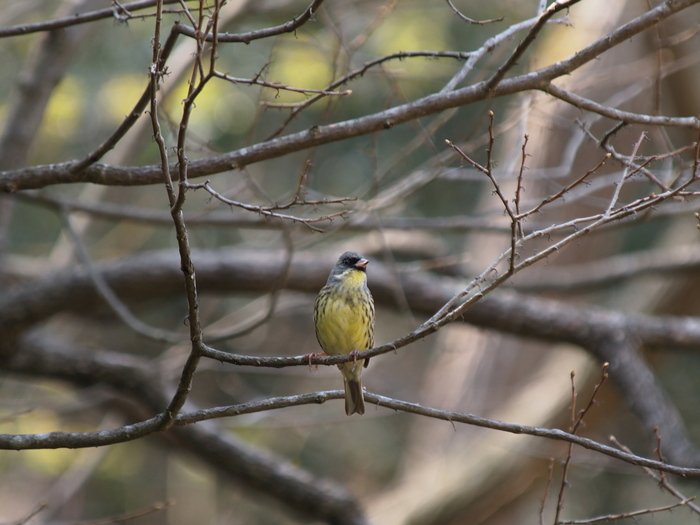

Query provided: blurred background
[2,0,700,523]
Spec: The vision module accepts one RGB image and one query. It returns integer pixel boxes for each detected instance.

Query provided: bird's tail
[344,378,365,415]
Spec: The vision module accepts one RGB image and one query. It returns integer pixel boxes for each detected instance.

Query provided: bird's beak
[354,258,369,270]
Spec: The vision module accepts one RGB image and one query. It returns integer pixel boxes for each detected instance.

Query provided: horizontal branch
[176,389,700,477]
[0,415,165,450]
[4,336,700,482]
[4,355,700,481]
[4,249,700,354]
[366,393,700,478]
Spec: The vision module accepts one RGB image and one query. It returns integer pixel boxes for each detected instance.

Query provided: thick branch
[3,249,700,351]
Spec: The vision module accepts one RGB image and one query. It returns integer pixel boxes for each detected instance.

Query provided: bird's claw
[349,349,360,372]
[304,352,326,373]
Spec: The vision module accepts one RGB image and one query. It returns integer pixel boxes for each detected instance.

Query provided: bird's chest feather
[316,277,370,353]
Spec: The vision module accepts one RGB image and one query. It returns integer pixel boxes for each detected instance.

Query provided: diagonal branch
[485,0,581,90]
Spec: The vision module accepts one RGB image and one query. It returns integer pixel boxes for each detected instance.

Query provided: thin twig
[604,132,648,217]
[66,501,174,525]
[573,363,609,433]
[514,134,528,229]
[544,83,700,130]
[214,70,352,97]
[611,436,700,516]
[174,0,326,43]
[486,0,582,90]
[578,121,672,191]
[445,0,504,25]
[653,426,667,483]
[265,49,473,138]
[60,211,185,344]
[553,371,578,524]
[447,130,521,272]
[540,458,555,525]
[185,180,353,232]
[553,364,610,523]
[557,498,696,524]
[520,154,611,218]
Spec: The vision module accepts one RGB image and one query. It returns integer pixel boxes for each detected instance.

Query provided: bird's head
[328,251,369,286]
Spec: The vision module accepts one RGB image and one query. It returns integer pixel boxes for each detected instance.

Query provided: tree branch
[2,249,700,464]
[2,0,699,192]
[5,332,369,525]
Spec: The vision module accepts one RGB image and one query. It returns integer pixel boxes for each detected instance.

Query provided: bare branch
[3,333,369,525]
[445,0,504,25]
[3,0,699,192]
[544,82,700,129]
[485,0,581,90]
[611,436,700,516]
[174,0,326,44]
[557,499,696,525]
[0,0,180,38]
[184,180,354,232]
[214,69,352,97]
[60,210,185,343]
[179,390,700,478]
[3,336,700,483]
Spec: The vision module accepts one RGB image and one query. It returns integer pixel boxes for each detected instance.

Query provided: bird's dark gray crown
[327,251,368,283]
[337,251,365,270]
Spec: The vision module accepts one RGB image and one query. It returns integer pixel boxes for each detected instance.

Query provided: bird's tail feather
[344,378,365,415]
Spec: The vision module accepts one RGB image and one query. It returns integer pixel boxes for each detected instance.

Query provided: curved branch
[174,0,325,43]
[0,0,324,43]
[543,82,700,128]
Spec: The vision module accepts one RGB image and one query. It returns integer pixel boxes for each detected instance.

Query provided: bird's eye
[344,256,358,266]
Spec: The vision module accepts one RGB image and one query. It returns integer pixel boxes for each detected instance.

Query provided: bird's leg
[349,349,361,372]
[304,352,327,373]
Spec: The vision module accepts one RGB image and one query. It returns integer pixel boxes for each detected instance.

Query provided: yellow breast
[315,269,373,355]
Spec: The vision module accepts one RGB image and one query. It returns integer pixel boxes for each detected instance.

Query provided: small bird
[314,251,375,415]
